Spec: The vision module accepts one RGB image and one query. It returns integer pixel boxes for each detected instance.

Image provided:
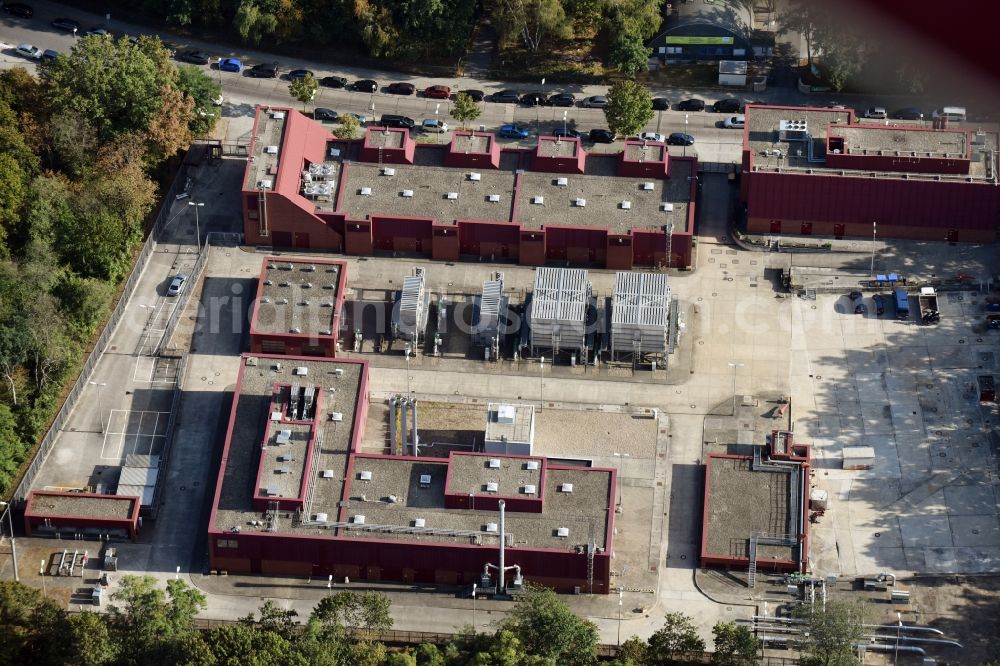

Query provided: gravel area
[533,411,657,458]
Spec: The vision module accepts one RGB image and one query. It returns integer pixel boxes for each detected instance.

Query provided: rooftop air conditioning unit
[575,198,586,207]
[485,482,499,492]
[329,412,343,422]
[487,194,501,203]
[419,474,432,487]
[359,470,373,481]
[641,182,655,191]
[532,196,544,205]
[289,327,301,333]
[525,461,539,471]
[522,484,536,494]
[488,459,501,468]
[485,523,499,533]
[353,515,366,524]
[556,527,569,537]
[560,483,574,493]
[555,177,568,186]
[264,145,278,154]
[315,512,328,522]
[382,167,395,176]
[293,367,308,376]
[401,190,414,198]
[359,187,373,196]
[662,203,674,212]
[446,192,458,200]
[413,518,426,528]
[271,111,285,120]
[258,179,273,189]
[322,470,334,478]
[621,201,632,210]
[468,172,482,181]
[270,411,282,422]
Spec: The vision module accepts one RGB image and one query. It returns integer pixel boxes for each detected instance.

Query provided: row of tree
[0,36,220,496]
[1,576,889,665]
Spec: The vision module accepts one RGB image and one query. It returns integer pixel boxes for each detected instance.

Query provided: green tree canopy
[647,612,706,665]
[336,114,361,140]
[289,74,319,110]
[500,586,599,664]
[450,92,481,129]
[794,600,869,666]
[712,621,759,665]
[175,65,222,136]
[604,79,653,138]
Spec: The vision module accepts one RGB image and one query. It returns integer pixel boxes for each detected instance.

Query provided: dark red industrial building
[701,431,810,574]
[741,105,1000,242]
[249,256,348,357]
[241,107,696,270]
[24,491,142,541]
[208,354,616,593]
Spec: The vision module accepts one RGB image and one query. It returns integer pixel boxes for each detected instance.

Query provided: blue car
[498,124,530,139]
[219,58,243,73]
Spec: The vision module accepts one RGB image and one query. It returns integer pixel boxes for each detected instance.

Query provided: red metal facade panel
[432,225,460,261]
[606,236,633,270]
[544,226,608,264]
[371,216,434,253]
[457,220,521,259]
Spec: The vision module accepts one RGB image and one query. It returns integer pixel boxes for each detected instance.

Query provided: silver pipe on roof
[499,500,506,594]
[389,396,398,454]
[411,397,419,457]
[400,398,409,455]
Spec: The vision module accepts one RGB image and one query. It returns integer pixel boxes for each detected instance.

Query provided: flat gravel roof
[447,453,542,498]
[254,260,341,337]
[29,493,136,520]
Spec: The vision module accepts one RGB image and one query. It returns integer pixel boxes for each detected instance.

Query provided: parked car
[248,62,279,78]
[2,3,33,17]
[421,118,449,133]
[651,97,670,111]
[498,124,530,139]
[51,17,81,32]
[582,95,608,109]
[891,107,924,120]
[41,49,59,62]
[314,108,338,122]
[863,106,887,119]
[639,132,666,143]
[589,128,615,143]
[387,82,415,95]
[677,98,705,111]
[319,75,347,88]
[492,90,521,103]
[552,127,585,139]
[84,27,110,37]
[177,50,211,65]
[218,58,243,73]
[520,92,547,106]
[458,89,485,102]
[286,69,314,80]
[849,290,866,315]
[548,92,576,107]
[424,85,451,99]
[872,294,885,316]
[347,113,367,124]
[826,101,847,109]
[723,115,745,129]
[379,114,415,129]
[14,43,42,60]
[666,132,695,146]
[351,79,378,93]
[932,106,966,122]
[167,275,187,297]
[713,98,742,113]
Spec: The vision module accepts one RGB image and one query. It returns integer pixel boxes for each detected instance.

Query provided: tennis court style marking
[99,410,170,461]
[133,355,179,384]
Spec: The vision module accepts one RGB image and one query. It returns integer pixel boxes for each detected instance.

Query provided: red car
[424,85,451,99]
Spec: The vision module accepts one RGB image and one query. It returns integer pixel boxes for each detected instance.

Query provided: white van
[932,106,966,122]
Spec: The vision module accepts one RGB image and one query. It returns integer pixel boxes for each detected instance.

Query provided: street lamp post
[188,201,204,252]
[562,110,568,136]
[612,452,630,509]
[617,586,623,645]
[0,501,18,582]
[472,583,477,631]
[89,381,107,433]
[870,221,877,277]
[684,114,689,157]
[728,362,744,416]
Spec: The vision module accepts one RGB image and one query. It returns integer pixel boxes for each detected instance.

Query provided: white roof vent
[359,187,373,196]
[329,412,343,422]
[556,527,570,538]
[314,512,328,522]
[289,327,301,333]
[353,515,366,524]
[468,172,482,181]
[358,470,373,481]
[485,522,499,533]
[487,194,501,202]
[522,484,536,494]
[293,366,308,376]
[258,179,273,189]
[485,482,499,493]
[270,111,285,120]
[555,177,568,186]
[387,494,398,503]
[382,167,395,176]
[270,411,282,422]
[525,461,540,471]
[322,470,335,478]
[662,203,674,212]
[560,483,574,493]
[621,201,632,210]
[641,182,655,191]
[446,192,459,200]
[401,189,414,198]
[419,474,432,486]
[264,145,278,154]
[496,405,516,424]
[488,458,501,469]
[413,518,426,528]
[532,196,544,205]
[575,198,586,207]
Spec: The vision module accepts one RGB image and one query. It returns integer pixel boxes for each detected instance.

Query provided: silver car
[582,95,608,108]
[167,274,187,296]
[15,43,42,60]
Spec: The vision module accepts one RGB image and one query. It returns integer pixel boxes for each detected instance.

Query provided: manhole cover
[690,404,696,409]
[680,554,687,560]
[973,529,980,534]
[815,375,822,379]
[180,485,186,491]
[959,339,966,344]
[939,452,947,457]
[712,292,718,297]
[697,297,703,302]
[875,532,881,538]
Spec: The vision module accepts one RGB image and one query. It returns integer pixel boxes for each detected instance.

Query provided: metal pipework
[389,396,398,453]
[400,398,410,455]
[411,396,418,456]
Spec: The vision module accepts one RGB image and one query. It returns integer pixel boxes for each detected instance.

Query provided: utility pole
[0,501,18,582]
[728,362,744,416]
[89,381,107,433]
[617,586,623,645]
[188,201,205,252]
[870,220,877,276]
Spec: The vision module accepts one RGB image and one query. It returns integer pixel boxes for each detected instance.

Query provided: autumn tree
[289,74,319,110]
[336,113,361,140]
[492,0,573,52]
[450,92,481,129]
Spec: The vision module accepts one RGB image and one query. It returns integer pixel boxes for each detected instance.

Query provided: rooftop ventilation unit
[277,466,290,474]
[401,189,414,198]
[488,459,501,468]
[270,111,285,120]
[352,515,366,524]
[358,470,373,481]
[382,167,395,176]
[621,201,632,210]
[485,482,499,492]
[487,194,501,202]
[293,367,308,376]
[778,119,809,141]
[261,297,271,304]
[258,179,273,189]
[275,429,291,444]
[329,147,340,158]
[468,172,482,181]
[264,279,273,285]
[315,512,328,522]
[304,265,316,272]
[662,203,674,212]
[485,523,498,533]
[560,483,574,493]
[264,145,278,154]
[556,527,569,538]
[575,198,586,207]
[266,484,279,496]
[270,411,282,422]
[555,177,568,186]
[525,460,540,471]
[532,196,544,205]
[446,192,458,200]
[329,412,343,422]
[413,518,426,528]
[419,474,432,487]
[289,327,301,333]
[641,182,655,191]
[321,470,334,478]
[359,187,373,196]
[523,484,536,494]
[496,406,516,424]
[277,454,292,462]
[387,495,398,504]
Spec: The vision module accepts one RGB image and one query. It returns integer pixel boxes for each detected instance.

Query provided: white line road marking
[99,410,171,461]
